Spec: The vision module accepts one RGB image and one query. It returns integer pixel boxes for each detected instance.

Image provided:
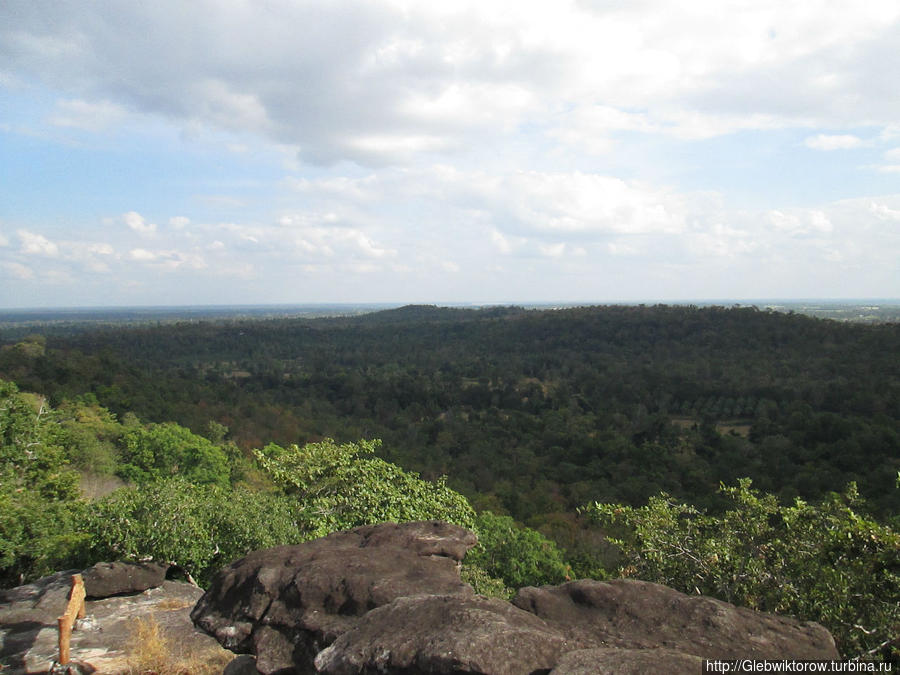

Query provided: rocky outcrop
[81,560,170,598]
[190,520,478,675]
[193,521,840,674]
[549,647,704,675]
[314,594,570,675]
[512,579,839,661]
[0,565,233,674]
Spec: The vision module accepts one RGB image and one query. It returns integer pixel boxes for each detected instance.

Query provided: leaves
[585,480,900,660]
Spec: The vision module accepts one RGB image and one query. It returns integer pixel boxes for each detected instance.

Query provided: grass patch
[124,615,233,675]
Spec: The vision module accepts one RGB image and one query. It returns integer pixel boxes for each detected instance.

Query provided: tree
[464,510,570,590]
[118,422,231,487]
[83,478,302,586]
[0,379,85,585]
[584,479,900,661]
[254,438,475,537]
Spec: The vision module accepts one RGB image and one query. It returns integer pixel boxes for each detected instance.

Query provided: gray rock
[549,647,703,675]
[314,594,571,675]
[0,574,232,674]
[513,579,839,660]
[191,520,478,675]
[81,560,170,598]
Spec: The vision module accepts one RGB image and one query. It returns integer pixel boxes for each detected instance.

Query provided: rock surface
[512,579,840,661]
[191,520,478,675]
[314,594,570,675]
[0,567,233,674]
[81,560,171,599]
[193,521,840,674]
[548,647,704,675]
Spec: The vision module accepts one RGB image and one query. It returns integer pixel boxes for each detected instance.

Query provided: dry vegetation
[123,616,233,675]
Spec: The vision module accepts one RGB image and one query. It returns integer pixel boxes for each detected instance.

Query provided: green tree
[82,478,302,586]
[254,438,475,537]
[0,379,85,585]
[585,480,900,661]
[464,511,570,590]
[118,422,231,487]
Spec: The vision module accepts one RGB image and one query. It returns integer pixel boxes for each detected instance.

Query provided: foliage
[460,563,512,599]
[254,438,476,537]
[585,480,900,661]
[82,478,304,585]
[0,379,85,586]
[465,511,570,589]
[118,422,231,487]
[4,304,898,525]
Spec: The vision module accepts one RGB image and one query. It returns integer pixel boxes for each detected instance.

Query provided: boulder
[549,647,703,675]
[81,560,170,598]
[512,579,839,660]
[191,520,478,675]
[0,574,234,674]
[314,594,571,675]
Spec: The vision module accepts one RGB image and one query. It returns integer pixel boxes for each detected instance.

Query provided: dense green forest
[2,304,898,521]
[0,304,898,660]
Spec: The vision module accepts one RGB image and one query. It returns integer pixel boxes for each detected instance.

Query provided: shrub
[584,479,900,661]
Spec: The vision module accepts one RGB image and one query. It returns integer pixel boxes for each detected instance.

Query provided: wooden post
[57,573,86,665]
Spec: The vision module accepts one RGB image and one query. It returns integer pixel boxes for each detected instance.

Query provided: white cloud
[2,261,34,280]
[169,216,191,228]
[18,230,59,256]
[0,231,8,247]
[128,247,206,270]
[484,171,687,237]
[804,134,864,150]
[5,0,900,166]
[48,98,128,132]
[129,248,157,262]
[123,211,157,236]
[870,201,900,220]
[767,209,833,235]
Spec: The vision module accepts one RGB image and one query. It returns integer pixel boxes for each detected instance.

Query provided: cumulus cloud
[48,98,128,132]
[5,0,900,166]
[123,211,157,236]
[804,134,864,150]
[18,230,59,256]
[128,247,206,270]
[870,201,900,220]
[2,261,34,280]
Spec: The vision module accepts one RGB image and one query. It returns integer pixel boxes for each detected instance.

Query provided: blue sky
[1,0,899,308]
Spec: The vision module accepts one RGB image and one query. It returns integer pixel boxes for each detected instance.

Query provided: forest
[0,304,898,660]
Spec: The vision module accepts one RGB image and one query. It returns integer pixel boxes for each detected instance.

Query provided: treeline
[2,305,897,522]
[0,377,896,661]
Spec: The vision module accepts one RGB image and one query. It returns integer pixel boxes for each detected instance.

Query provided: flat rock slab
[81,561,170,599]
[549,647,704,675]
[192,520,478,675]
[1,576,232,674]
[513,579,839,661]
[314,594,572,675]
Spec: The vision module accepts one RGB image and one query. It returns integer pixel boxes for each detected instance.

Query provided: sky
[1,0,899,308]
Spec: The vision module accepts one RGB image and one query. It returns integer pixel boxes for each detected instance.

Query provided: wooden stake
[57,574,86,665]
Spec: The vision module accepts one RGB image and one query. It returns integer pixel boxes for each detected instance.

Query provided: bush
[585,479,900,661]
[118,423,231,487]
[465,511,570,590]
[254,438,476,536]
[82,478,304,585]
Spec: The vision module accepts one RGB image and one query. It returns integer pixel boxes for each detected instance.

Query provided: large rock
[314,594,571,675]
[82,560,170,598]
[191,520,478,675]
[549,648,703,675]
[0,573,233,674]
[513,579,840,661]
